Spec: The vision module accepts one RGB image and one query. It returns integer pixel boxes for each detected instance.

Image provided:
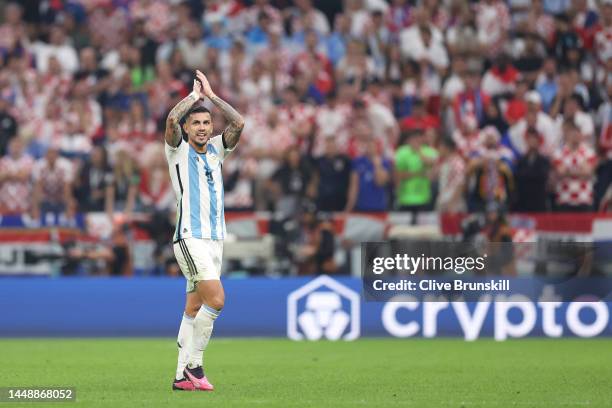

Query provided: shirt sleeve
[165,137,186,162]
[210,134,235,161]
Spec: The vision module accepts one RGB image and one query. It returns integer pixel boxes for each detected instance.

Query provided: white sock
[175,313,194,380]
[188,304,220,369]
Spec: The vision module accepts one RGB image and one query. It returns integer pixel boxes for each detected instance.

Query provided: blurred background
[0,0,611,280]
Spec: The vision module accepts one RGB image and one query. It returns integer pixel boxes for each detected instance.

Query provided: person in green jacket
[394,129,439,224]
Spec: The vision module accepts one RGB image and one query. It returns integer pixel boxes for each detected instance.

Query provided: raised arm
[164,79,202,147]
[196,70,244,150]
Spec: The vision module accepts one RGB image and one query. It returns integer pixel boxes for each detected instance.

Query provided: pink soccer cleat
[172,377,195,391]
[184,366,214,391]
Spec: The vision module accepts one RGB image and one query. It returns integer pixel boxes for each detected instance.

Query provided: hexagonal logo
[287,275,360,341]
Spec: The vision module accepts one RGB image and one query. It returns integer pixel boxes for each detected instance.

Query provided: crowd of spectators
[0,0,611,226]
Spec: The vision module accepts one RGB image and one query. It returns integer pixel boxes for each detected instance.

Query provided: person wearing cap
[508,89,558,156]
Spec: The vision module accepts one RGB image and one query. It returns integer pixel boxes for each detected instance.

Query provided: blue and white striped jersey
[165,135,233,241]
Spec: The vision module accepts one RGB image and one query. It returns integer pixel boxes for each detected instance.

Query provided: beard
[191,134,211,148]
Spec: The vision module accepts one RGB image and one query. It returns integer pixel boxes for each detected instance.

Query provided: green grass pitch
[1,338,611,407]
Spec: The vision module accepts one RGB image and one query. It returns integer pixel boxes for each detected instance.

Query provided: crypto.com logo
[287,275,360,341]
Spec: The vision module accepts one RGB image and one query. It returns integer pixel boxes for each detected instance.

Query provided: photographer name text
[372,279,510,292]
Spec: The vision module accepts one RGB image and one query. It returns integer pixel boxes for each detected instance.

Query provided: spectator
[445,3,479,57]
[138,144,173,212]
[453,66,490,129]
[308,137,352,212]
[400,21,449,73]
[511,33,546,83]
[481,54,520,98]
[598,79,612,159]
[394,130,439,218]
[294,201,338,275]
[345,137,392,212]
[314,90,351,155]
[0,95,17,156]
[452,115,482,159]
[267,146,313,217]
[435,137,466,214]
[514,127,551,212]
[504,78,529,125]
[552,119,596,211]
[400,98,440,132]
[177,20,207,71]
[553,93,595,143]
[523,0,556,46]
[465,130,515,212]
[482,99,509,136]
[335,39,374,84]
[385,0,412,36]
[73,145,113,213]
[223,152,258,211]
[288,0,331,36]
[552,13,583,69]
[31,144,75,220]
[0,138,34,214]
[475,0,511,58]
[593,1,612,66]
[30,25,79,74]
[350,98,398,154]
[535,57,558,113]
[508,91,559,156]
[108,149,140,216]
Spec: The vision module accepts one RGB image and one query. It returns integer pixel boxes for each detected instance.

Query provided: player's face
[186,112,213,147]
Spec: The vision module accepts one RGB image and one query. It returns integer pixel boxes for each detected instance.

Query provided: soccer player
[165,70,244,391]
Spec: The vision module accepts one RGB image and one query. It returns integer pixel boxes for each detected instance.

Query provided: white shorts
[173,238,224,293]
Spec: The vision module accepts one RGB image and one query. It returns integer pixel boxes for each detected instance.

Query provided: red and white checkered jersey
[244,110,294,153]
[0,154,34,213]
[278,103,316,125]
[552,144,597,206]
[594,26,612,63]
[88,8,129,52]
[32,157,74,204]
[313,103,352,157]
[475,1,510,57]
[129,0,172,42]
[452,129,483,159]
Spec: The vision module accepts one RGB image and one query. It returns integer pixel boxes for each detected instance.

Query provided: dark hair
[181,105,211,125]
[568,93,585,109]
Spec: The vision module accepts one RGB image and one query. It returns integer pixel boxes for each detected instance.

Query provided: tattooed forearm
[209,94,244,149]
[164,91,199,147]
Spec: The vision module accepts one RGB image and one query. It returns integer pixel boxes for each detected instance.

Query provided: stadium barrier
[2,212,612,275]
[0,276,609,340]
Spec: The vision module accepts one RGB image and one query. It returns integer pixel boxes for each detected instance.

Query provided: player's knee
[207,294,224,311]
